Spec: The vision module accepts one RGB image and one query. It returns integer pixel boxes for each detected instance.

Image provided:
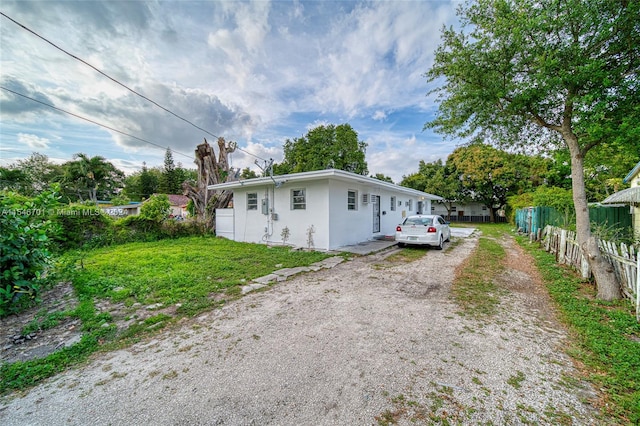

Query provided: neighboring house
[602,161,640,238]
[208,169,443,251]
[627,162,640,238]
[166,194,190,218]
[430,201,502,222]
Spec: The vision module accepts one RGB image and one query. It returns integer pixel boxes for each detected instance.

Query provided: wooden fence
[542,226,639,321]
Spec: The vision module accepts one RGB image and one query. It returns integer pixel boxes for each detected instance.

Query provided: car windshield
[404,217,433,226]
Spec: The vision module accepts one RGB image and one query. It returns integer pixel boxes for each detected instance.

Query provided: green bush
[0,189,58,317]
[50,204,113,250]
[139,194,170,222]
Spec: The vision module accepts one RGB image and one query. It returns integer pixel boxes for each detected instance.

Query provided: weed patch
[452,233,507,318]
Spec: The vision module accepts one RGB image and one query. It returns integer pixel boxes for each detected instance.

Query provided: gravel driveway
[1,232,601,425]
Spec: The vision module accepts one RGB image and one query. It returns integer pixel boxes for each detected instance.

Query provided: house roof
[624,161,640,183]
[207,168,443,201]
[166,194,190,207]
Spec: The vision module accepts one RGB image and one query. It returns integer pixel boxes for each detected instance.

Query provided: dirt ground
[1,231,603,425]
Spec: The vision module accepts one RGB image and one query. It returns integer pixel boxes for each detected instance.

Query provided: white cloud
[0,1,460,176]
[18,133,50,149]
[372,110,387,121]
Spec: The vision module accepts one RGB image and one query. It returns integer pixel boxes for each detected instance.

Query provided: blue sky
[0,0,462,183]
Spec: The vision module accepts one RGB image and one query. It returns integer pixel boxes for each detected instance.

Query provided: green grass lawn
[1,236,332,393]
[69,236,331,309]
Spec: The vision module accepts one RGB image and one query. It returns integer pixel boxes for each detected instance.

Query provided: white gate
[215,208,234,240]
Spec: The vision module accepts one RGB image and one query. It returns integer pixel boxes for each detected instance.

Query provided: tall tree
[274,123,368,175]
[401,159,465,218]
[159,148,180,194]
[183,137,237,228]
[447,145,520,222]
[61,154,124,203]
[122,163,160,201]
[426,0,639,300]
[5,152,61,196]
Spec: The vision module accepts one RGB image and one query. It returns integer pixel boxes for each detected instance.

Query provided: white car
[395,214,451,249]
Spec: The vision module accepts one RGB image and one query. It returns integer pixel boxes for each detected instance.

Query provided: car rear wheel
[435,235,444,250]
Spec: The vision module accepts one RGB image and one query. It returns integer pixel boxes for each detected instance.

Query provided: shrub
[50,204,113,251]
[139,194,170,222]
[0,189,58,317]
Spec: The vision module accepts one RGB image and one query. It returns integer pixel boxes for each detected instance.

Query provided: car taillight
[427,226,437,233]
[396,225,402,232]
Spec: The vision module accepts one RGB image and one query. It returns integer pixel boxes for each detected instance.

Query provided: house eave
[624,161,640,183]
[207,168,442,201]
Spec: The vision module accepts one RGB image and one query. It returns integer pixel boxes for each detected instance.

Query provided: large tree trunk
[183,137,236,230]
[565,133,620,300]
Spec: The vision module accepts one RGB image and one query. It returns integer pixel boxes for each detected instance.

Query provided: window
[408,199,413,211]
[291,188,306,210]
[247,193,258,210]
[405,216,433,226]
[431,206,435,211]
[347,190,357,210]
[482,205,487,211]
[390,196,396,211]
[451,206,457,212]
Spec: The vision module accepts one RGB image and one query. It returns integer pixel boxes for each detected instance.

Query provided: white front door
[372,195,380,233]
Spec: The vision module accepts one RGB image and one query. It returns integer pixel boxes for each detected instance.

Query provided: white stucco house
[209,169,443,251]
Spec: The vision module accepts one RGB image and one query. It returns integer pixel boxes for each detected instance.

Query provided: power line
[0,11,267,162]
[0,86,195,160]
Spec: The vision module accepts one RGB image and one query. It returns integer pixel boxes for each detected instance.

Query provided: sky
[0,0,463,183]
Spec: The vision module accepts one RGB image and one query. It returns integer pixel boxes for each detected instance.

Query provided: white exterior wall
[217,172,437,251]
[431,201,489,217]
[232,181,331,250]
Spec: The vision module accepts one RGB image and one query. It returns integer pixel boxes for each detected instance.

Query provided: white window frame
[347,190,358,211]
[408,199,413,211]
[247,192,258,210]
[390,196,396,211]
[291,188,306,210]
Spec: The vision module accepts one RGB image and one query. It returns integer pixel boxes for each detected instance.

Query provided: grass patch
[451,224,509,317]
[0,236,331,394]
[68,236,330,307]
[385,247,427,263]
[516,235,640,424]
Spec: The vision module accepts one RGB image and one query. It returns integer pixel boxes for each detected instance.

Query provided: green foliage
[533,186,574,215]
[159,148,183,194]
[240,167,259,179]
[274,123,368,175]
[109,194,130,206]
[2,153,63,196]
[0,188,58,317]
[447,144,522,221]
[123,162,161,201]
[139,194,170,222]
[371,173,393,183]
[401,159,464,214]
[60,153,125,203]
[50,204,114,250]
[518,236,640,424]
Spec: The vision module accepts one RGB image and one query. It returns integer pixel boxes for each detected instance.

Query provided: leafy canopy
[426,0,640,153]
[274,123,368,175]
